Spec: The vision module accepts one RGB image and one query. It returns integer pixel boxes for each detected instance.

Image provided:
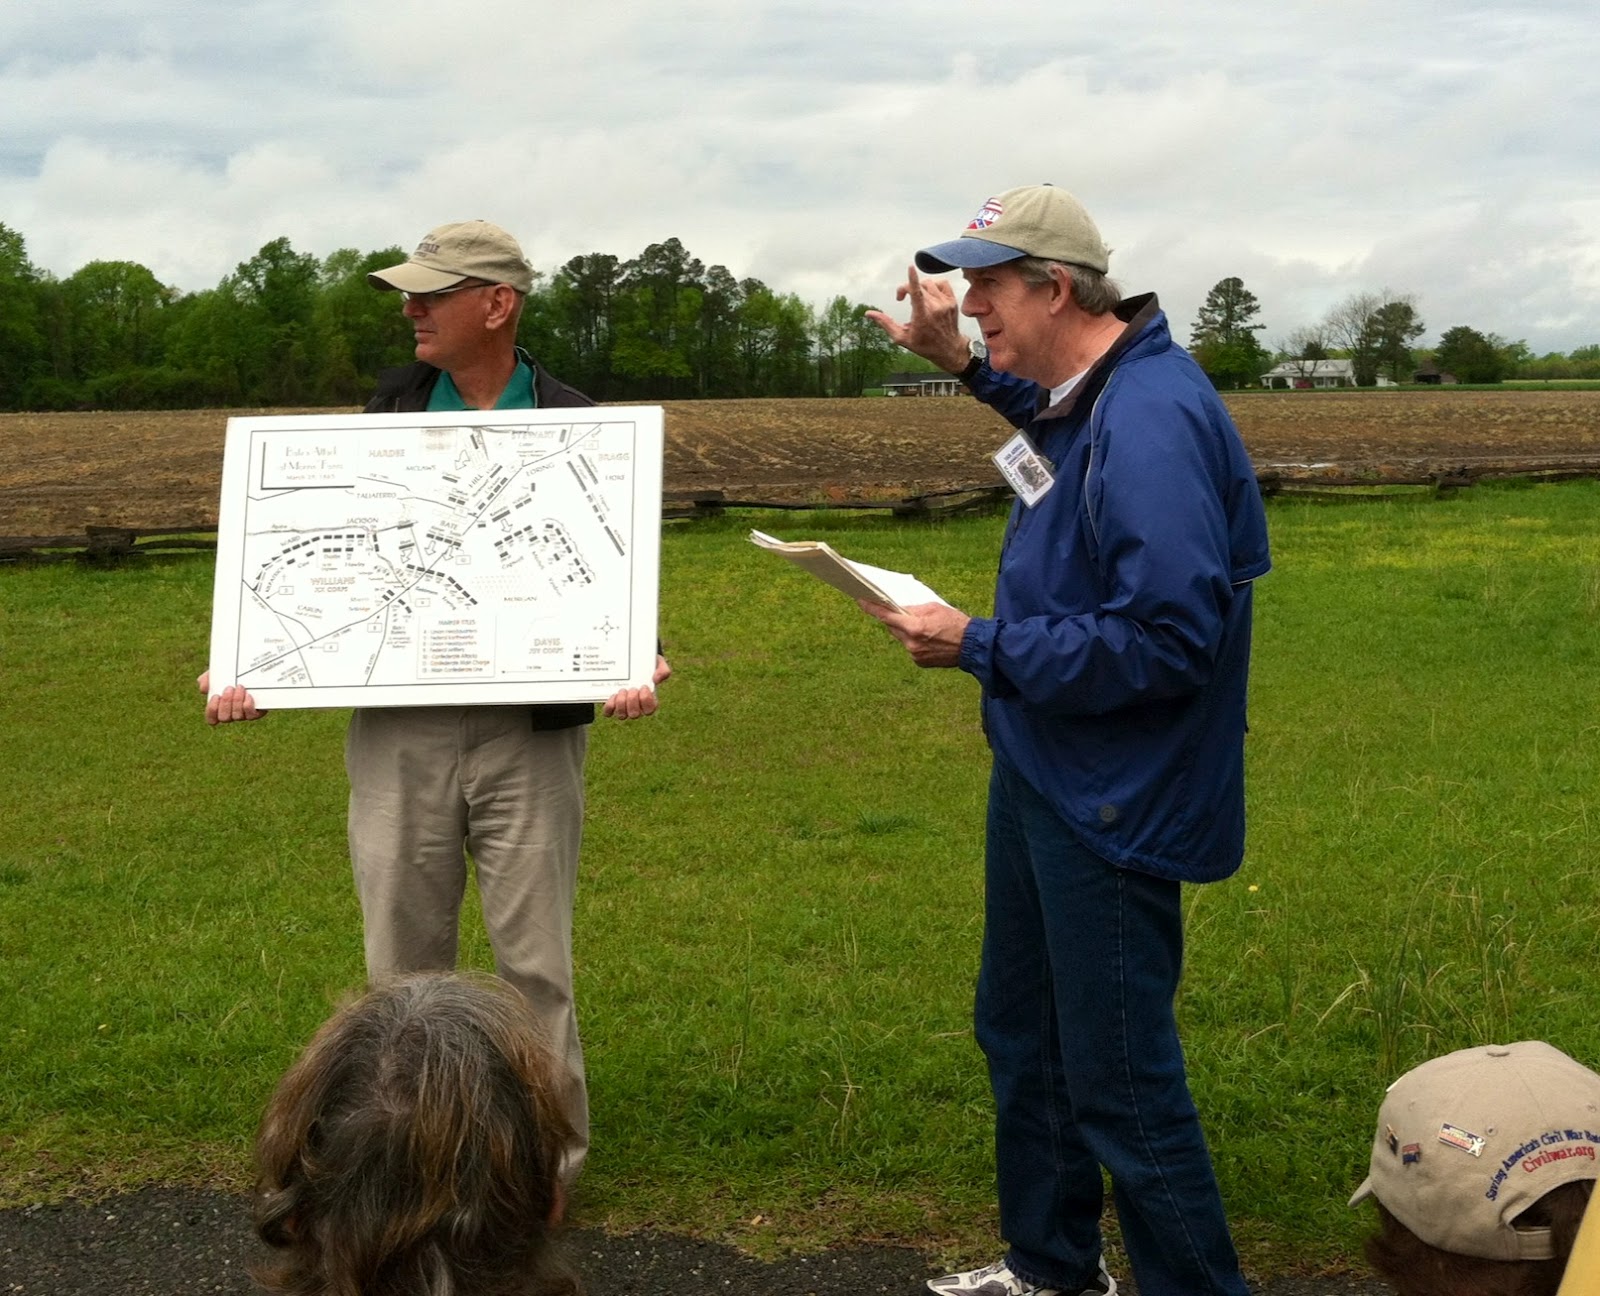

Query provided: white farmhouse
[881,371,965,396]
[1260,359,1356,389]
[1259,360,1396,389]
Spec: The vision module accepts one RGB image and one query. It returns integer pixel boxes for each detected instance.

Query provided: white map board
[207,406,663,709]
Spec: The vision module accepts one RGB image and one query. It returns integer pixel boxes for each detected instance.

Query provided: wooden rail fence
[5,463,1600,563]
[0,487,1017,563]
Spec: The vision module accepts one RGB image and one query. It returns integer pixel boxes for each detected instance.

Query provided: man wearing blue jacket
[865,186,1268,1296]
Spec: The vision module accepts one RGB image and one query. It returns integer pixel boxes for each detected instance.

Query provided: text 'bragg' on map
[207,407,664,709]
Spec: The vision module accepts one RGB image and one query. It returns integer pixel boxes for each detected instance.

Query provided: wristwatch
[958,336,986,383]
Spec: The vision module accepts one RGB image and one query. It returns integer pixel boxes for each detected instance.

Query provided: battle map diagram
[208,407,663,709]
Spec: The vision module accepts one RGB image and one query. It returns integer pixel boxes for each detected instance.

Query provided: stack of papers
[749,530,947,613]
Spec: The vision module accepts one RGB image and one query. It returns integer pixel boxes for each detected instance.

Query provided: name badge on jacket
[993,431,1056,507]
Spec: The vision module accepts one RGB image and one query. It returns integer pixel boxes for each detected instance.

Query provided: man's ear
[484,285,518,332]
[1045,263,1075,316]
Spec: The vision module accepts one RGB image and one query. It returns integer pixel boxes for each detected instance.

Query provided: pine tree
[1189,277,1268,389]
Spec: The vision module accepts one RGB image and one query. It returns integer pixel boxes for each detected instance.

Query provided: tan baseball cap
[367,220,534,294]
[915,185,1111,275]
[1349,1041,1600,1260]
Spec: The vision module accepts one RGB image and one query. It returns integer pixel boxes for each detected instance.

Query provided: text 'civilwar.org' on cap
[367,220,534,294]
[1349,1041,1600,1261]
[914,185,1111,275]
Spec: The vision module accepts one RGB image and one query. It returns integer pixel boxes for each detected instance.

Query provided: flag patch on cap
[967,198,1004,229]
[1438,1124,1486,1157]
[1401,1143,1422,1165]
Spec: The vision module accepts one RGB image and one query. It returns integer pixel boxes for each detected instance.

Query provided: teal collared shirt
[426,359,537,412]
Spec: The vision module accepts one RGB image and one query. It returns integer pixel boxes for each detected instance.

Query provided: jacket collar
[1034,292,1163,423]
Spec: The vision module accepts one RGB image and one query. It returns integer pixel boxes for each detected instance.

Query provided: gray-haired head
[253,972,577,1296]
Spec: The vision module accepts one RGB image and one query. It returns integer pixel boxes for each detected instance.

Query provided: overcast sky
[6,0,1597,355]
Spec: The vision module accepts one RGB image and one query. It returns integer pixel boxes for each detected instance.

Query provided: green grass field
[3,481,1599,1277]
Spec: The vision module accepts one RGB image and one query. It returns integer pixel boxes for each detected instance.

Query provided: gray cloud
[5,0,1597,353]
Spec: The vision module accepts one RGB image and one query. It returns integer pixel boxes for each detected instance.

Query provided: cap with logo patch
[368,220,534,294]
[914,185,1111,275]
[1349,1041,1600,1260]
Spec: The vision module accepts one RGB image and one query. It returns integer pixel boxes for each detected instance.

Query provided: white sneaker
[925,1257,1116,1296]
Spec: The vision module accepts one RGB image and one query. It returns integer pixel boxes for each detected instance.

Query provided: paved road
[0,1187,1391,1295]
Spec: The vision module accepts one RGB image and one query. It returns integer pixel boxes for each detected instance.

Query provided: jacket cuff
[958,616,997,686]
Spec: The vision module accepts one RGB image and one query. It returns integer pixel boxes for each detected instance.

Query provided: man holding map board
[863,186,1269,1296]
[202,220,668,1180]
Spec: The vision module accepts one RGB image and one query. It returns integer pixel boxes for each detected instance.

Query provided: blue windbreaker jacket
[957,294,1271,882]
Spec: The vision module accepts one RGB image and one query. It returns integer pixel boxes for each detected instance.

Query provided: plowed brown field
[2,390,1598,536]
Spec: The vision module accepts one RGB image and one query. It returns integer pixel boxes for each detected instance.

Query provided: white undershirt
[1049,370,1087,405]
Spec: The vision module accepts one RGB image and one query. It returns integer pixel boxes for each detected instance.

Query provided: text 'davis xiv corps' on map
[207,407,664,709]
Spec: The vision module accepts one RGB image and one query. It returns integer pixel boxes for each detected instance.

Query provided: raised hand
[864,265,971,374]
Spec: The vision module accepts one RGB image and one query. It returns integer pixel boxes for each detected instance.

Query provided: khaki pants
[345,706,589,1175]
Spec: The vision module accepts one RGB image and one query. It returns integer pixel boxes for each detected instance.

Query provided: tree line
[1186,275,1600,389]
[0,223,899,410]
[8,217,1598,410]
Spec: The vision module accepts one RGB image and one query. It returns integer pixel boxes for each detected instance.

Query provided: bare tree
[1322,291,1386,386]
[1272,324,1332,384]
[1322,289,1420,387]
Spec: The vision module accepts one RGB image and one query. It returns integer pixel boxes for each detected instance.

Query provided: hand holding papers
[753,529,970,669]
[749,530,947,613]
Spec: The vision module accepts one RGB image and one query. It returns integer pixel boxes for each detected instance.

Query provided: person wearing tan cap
[202,220,670,1180]
[865,187,1268,1296]
[364,220,562,410]
[1352,1040,1600,1295]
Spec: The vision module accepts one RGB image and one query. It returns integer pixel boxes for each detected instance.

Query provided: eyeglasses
[400,281,497,307]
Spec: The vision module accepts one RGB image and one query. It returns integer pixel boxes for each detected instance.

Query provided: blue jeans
[978,757,1249,1296]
